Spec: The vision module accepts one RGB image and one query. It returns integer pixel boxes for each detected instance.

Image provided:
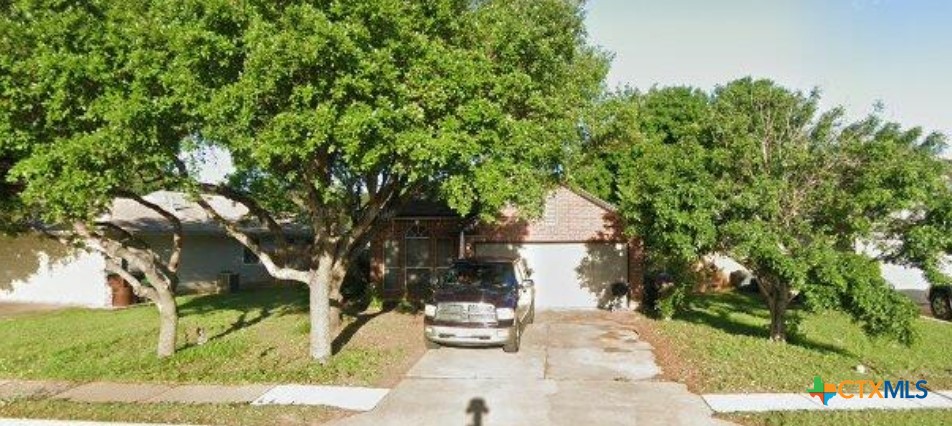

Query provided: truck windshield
[440,262,517,289]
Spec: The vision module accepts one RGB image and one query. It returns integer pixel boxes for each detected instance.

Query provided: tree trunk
[327,265,346,333]
[154,287,178,358]
[328,295,343,334]
[768,302,787,342]
[309,259,350,362]
[309,265,333,363]
[756,275,789,343]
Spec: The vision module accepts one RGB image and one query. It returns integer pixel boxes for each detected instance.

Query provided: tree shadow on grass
[178,283,308,318]
[675,292,855,357]
[212,307,272,340]
[332,305,396,354]
[178,307,276,351]
[176,285,307,351]
[176,284,410,354]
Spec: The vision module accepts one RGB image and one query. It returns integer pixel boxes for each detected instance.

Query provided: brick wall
[627,238,645,302]
[467,187,627,243]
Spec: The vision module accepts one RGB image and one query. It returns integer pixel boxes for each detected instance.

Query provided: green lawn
[636,292,952,393]
[0,284,423,386]
[723,410,952,426]
[0,399,347,426]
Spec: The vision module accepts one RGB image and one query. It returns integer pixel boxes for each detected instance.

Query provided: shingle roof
[104,191,306,235]
[392,184,618,219]
[112,185,618,235]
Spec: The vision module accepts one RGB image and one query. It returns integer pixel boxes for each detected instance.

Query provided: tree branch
[200,183,288,250]
[73,222,173,295]
[106,259,159,301]
[339,179,411,262]
[93,221,150,249]
[192,193,310,283]
[113,190,185,274]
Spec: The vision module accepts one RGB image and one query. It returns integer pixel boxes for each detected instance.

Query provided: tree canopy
[572,79,951,344]
[177,0,609,361]
[0,0,226,356]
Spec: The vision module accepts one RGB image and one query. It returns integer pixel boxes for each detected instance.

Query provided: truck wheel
[503,320,521,353]
[930,287,952,321]
[424,335,441,349]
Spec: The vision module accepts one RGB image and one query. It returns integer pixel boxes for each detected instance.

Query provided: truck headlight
[496,307,515,321]
[424,304,436,317]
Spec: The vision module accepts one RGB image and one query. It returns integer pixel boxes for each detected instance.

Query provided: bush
[656,283,687,320]
[643,257,694,319]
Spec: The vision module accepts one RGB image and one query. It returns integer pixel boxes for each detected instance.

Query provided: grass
[723,410,952,426]
[0,284,423,386]
[0,398,348,426]
[634,291,952,393]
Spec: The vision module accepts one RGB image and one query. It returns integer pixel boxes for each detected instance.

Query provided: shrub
[656,283,687,320]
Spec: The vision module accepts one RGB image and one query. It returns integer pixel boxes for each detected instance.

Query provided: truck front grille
[435,302,497,323]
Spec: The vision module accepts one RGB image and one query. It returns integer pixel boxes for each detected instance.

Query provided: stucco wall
[0,232,279,308]
[0,234,110,307]
[141,234,274,293]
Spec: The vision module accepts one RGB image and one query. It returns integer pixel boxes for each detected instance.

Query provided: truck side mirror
[520,279,534,289]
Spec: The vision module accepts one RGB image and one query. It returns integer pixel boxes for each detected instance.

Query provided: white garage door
[474,243,628,309]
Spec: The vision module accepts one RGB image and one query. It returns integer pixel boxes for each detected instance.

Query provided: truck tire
[424,335,441,349]
[503,320,521,353]
[930,287,952,321]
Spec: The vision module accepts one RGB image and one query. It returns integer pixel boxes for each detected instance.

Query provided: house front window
[383,239,401,291]
[380,221,461,299]
[405,224,430,299]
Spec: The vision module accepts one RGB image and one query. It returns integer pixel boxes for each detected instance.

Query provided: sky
[585,0,952,290]
[584,0,952,137]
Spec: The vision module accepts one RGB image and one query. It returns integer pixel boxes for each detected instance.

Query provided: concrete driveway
[332,310,731,426]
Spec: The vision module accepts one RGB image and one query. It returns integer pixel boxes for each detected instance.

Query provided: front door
[404,225,430,302]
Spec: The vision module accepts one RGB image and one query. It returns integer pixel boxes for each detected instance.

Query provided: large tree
[0,0,223,356]
[183,0,608,361]
[707,79,938,343]
[573,79,949,344]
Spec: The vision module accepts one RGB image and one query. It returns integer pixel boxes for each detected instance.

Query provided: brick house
[369,186,645,309]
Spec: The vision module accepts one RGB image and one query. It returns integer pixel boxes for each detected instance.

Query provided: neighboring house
[370,186,646,309]
[0,233,109,307]
[0,191,299,308]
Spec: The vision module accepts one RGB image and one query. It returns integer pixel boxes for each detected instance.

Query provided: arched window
[405,223,428,238]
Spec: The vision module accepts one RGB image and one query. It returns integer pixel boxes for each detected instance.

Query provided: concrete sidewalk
[0,379,388,411]
[703,391,952,413]
[0,420,198,426]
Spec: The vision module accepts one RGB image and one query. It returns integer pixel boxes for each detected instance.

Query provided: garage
[372,185,644,304]
[474,242,629,309]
